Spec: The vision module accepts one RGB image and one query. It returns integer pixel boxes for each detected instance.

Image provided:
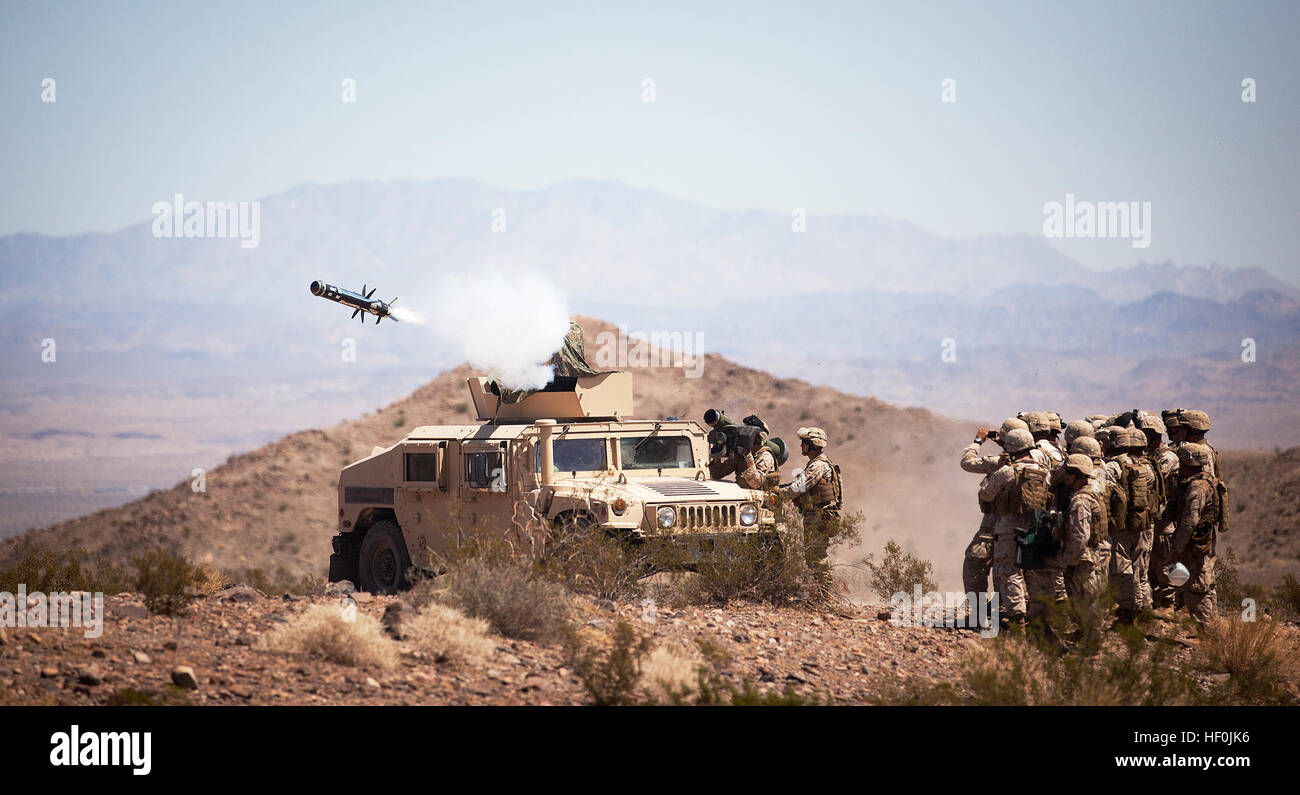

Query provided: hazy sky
[2,0,1297,278]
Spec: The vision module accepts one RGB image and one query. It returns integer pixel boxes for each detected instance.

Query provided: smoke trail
[429,270,571,390]
[389,306,426,325]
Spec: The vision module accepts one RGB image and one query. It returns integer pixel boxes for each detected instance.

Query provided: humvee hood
[551,476,758,503]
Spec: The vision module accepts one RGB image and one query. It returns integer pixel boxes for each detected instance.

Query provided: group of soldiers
[709,423,843,570]
[962,408,1228,628]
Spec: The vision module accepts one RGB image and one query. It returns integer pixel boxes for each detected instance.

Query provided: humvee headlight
[739,504,759,527]
[611,498,628,515]
[656,506,676,528]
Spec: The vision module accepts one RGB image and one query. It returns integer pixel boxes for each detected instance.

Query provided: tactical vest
[1185,476,1221,556]
[995,462,1048,517]
[1118,456,1153,530]
[1075,489,1106,546]
[799,455,841,513]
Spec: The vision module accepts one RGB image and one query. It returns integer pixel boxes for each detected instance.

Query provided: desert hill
[0,318,979,590]
[4,317,1297,592]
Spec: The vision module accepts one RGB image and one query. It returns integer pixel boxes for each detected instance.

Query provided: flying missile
[309,280,399,324]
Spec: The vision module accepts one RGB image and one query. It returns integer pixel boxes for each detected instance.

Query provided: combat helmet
[1176,443,1213,470]
[1000,417,1029,436]
[796,426,828,448]
[1018,411,1053,434]
[1063,454,1093,477]
[1121,426,1148,450]
[1179,410,1211,432]
[1068,436,1103,458]
[1131,409,1166,436]
[1002,428,1034,455]
[1064,420,1095,446]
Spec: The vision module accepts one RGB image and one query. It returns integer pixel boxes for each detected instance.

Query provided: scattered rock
[26,632,43,646]
[228,683,254,699]
[171,666,199,689]
[364,677,381,689]
[381,601,412,640]
[116,604,149,620]
[133,650,152,665]
[1207,673,1231,684]
[282,593,303,602]
[219,586,265,603]
[163,641,178,651]
[351,591,373,603]
[313,580,355,598]
[0,627,7,645]
[40,666,60,678]
[78,666,103,687]
[91,648,107,658]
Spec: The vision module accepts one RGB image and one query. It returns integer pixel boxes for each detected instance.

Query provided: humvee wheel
[358,520,411,594]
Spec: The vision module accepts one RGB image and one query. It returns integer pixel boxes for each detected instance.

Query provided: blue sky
[2,0,1297,278]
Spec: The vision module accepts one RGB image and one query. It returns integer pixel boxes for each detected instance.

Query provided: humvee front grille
[679,503,738,530]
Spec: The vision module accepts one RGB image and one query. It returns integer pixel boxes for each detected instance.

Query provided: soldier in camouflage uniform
[1068,435,1111,595]
[1171,444,1222,623]
[960,417,1028,597]
[778,427,841,571]
[1136,411,1180,609]
[979,428,1049,626]
[734,430,780,491]
[1020,411,1064,470]
[1177,410,1221,479]
[1104,426,1157,623]
[1041,454,1108,605]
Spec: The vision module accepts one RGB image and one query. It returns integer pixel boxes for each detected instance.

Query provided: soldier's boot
[1112,607,1138,627]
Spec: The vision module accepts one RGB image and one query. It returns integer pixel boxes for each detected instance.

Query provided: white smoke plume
[429,270,571,390]
[389,305,426,325]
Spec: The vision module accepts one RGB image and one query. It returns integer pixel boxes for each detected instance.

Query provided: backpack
[1215,479,1230,534]
[1120,457,1151,527]
[1009,464,1049,516]
[1106,477,1127,536]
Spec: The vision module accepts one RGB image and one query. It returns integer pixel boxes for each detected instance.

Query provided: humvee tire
[358,520,411,594]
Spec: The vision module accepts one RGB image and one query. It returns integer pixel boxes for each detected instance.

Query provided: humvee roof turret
[329,373,778,593]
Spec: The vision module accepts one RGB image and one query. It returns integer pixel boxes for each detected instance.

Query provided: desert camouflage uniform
[1104,453,1149,614]
[1130,455,1159,610]
[979,457,1048,621]
[959,442,1003,595]
[779,450,839,568]
[1149,444,1181,608]
[1084,456,1112,594]
[1171,475,1219,622]
[1063,489,1107,600]
[735,446,778,491]
[1035,439,1064,470]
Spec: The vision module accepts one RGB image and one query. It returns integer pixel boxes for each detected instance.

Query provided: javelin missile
[309,280,399,324]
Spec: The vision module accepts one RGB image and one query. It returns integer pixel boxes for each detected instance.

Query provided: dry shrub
[1197,617,1298,704]
[409,559,570,642]
[0,543,130,595]
[404,603,495,666]
[539,526,649,602]
[262,604,399,668]
[193,565,230,596]
[563,621,654,706]
[638,642,703,704]
[132,547,199,616]
[858,540,938,601]
[674,534,837,608]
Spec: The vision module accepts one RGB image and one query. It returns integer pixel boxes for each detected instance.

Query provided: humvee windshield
[619,435,694,470]
[534,437,608,473]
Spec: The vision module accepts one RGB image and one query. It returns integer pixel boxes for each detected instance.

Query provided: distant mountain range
[1,178,1297,536]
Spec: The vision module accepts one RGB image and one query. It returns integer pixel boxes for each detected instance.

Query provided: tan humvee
[329,372,779,593]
